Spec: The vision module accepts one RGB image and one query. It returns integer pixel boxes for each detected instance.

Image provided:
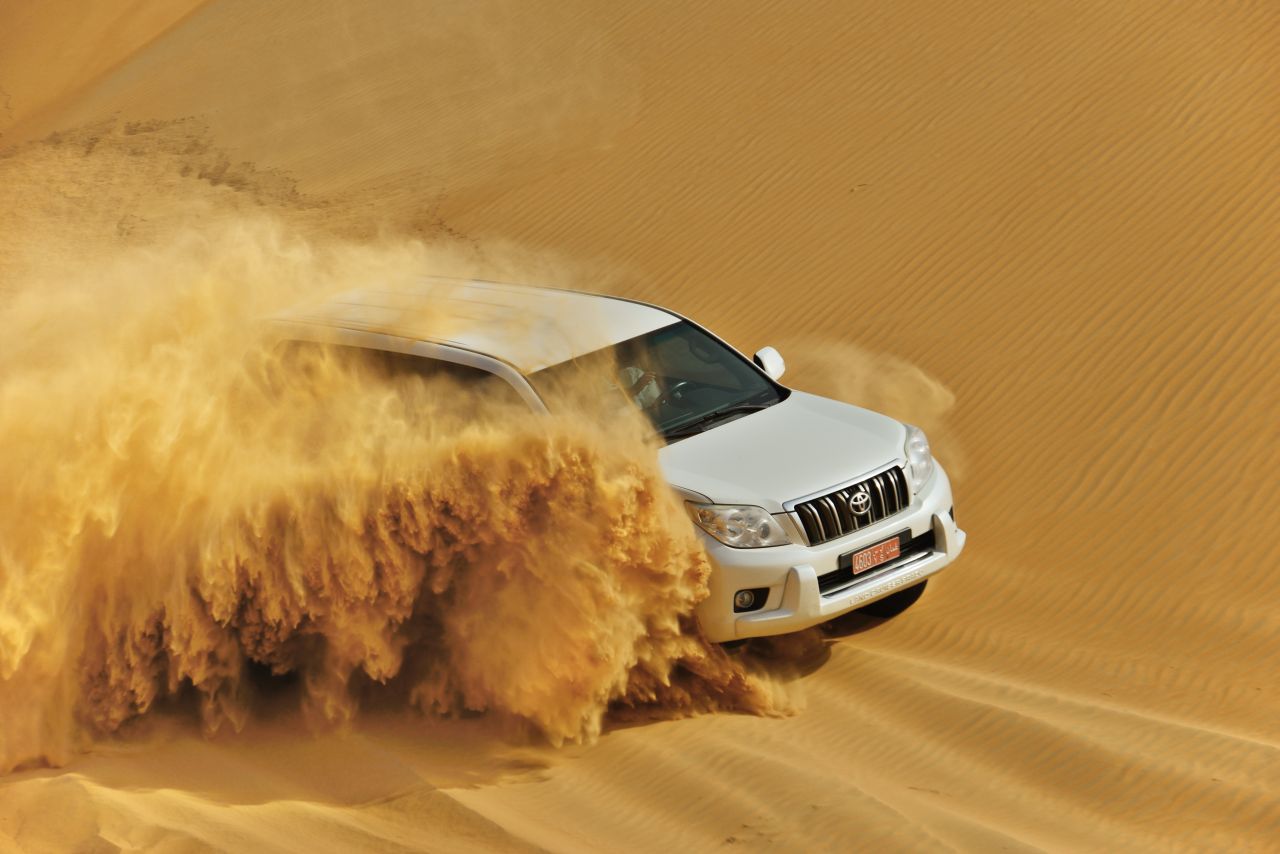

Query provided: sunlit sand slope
[1,0,1277,851]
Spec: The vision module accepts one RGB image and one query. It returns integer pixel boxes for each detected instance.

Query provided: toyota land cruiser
[270,278,966,642]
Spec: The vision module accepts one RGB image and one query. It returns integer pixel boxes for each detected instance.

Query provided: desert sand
[1,1,1277,851]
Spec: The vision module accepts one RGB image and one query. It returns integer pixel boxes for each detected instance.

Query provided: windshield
[529,320,787,440]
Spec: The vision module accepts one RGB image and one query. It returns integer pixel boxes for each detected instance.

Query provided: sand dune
[2,0,1278,851]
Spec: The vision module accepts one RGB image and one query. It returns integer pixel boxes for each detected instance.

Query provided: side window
[376,350,526,409]
[272,341,527,412]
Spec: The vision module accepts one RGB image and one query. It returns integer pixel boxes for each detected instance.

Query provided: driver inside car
[617,364,662,409]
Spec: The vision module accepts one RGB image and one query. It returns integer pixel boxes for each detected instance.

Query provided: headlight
[687,503,791,548]
[904,424,935,492]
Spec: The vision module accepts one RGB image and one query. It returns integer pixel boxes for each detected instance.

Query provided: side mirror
[753,346,786,380]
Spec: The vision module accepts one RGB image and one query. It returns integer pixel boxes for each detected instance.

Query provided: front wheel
[857,580,927,619]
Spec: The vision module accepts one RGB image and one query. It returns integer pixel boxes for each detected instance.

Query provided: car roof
[269,277,679,373]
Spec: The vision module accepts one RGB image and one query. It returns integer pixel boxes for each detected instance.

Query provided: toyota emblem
[848,490,872,514]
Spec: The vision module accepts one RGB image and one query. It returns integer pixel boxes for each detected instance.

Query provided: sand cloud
[0,133,780,774]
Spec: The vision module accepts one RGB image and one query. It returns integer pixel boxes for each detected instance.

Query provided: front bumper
[694,463,966,642]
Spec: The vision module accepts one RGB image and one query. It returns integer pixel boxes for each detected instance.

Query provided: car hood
[658,390,907,513]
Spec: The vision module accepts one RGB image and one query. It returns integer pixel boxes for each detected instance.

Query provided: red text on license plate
[851,538,900,574]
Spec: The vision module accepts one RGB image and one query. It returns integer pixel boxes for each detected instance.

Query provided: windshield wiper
[663,402,772,440]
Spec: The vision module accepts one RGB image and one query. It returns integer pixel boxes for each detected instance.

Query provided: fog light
[734,590,756,610]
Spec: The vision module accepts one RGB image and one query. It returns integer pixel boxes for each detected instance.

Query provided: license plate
[851,537,900,574]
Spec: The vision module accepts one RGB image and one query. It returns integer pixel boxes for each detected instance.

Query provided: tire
[857,580,927,618]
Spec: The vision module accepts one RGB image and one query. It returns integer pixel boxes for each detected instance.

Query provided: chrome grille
[792,466,909,546]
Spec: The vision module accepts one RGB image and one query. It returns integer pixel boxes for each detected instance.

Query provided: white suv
[270,278,966,642]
